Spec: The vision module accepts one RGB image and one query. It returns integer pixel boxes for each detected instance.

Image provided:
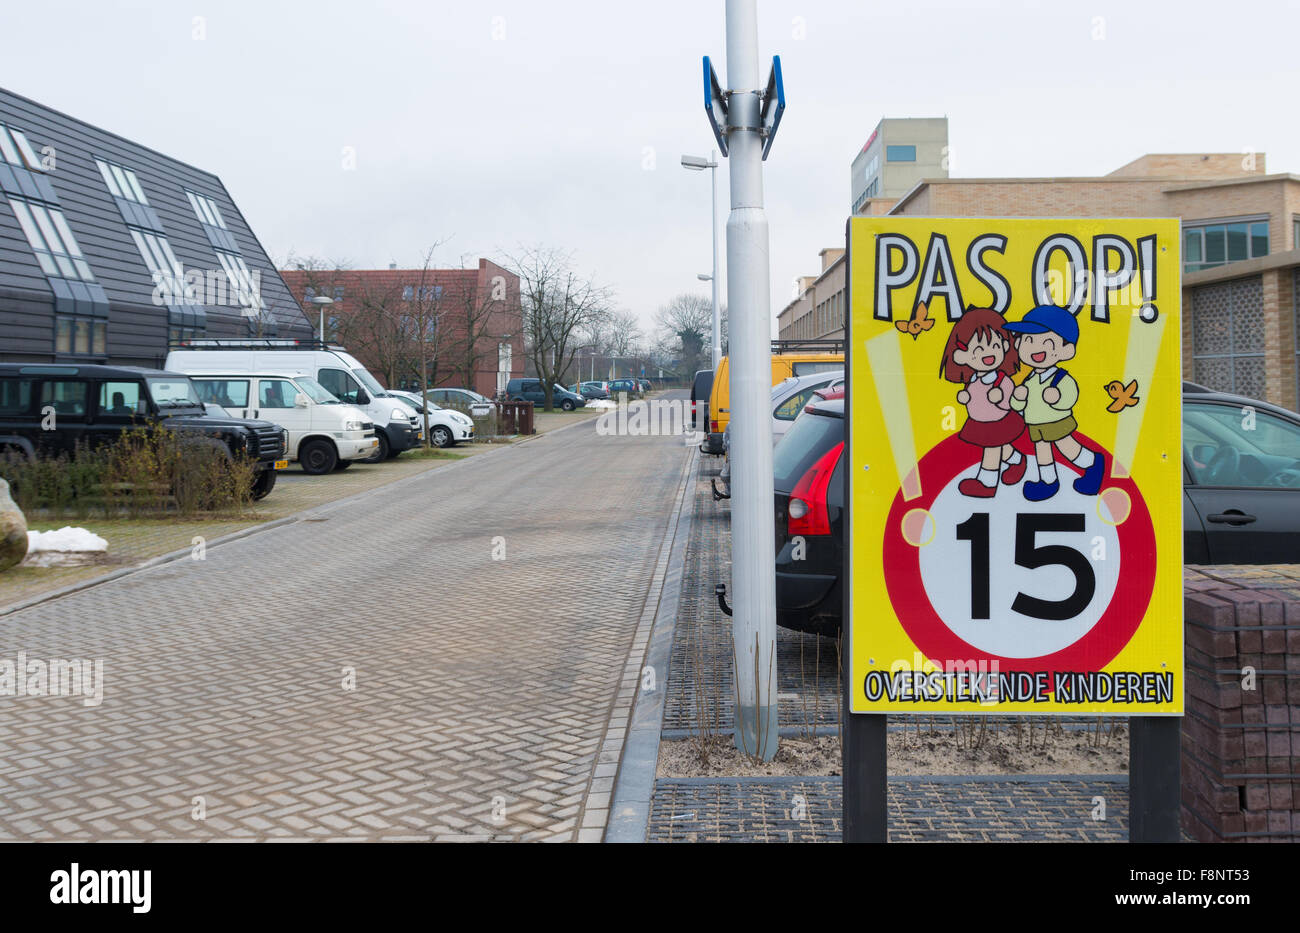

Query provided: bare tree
[338,281,412,387]
[448,255,505,394]
[655,292,714,378]
[606,309,642,357]
[509,246,612,411]
[404,243,451,447]
[283,253,352,341]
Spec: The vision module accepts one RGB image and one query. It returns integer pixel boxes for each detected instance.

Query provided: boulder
[0,478,29,571]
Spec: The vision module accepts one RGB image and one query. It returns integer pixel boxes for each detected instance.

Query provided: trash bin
[496,400,534,435]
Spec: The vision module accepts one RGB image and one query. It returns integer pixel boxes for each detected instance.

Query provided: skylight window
[0,125,45,171]
[8,198,93,280]
[186,190,227,229]
[96,159,148,205]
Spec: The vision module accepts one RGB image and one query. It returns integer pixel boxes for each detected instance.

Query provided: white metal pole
[725,0,778,760]
[710,151,722,371]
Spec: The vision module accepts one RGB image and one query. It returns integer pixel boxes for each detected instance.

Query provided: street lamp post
[309,295,334,344]
[681,151,722,371]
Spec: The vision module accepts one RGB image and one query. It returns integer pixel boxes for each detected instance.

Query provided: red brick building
[280,258,523,397]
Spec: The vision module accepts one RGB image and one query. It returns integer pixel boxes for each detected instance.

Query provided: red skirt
[959,411,1025,448]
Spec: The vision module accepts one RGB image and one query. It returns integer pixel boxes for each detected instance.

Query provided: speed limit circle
[881,432,1156,675]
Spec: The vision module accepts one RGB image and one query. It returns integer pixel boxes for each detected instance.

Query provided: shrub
[0,428,257,518]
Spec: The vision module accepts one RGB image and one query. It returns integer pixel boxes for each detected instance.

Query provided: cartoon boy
[1004,305,1106,501]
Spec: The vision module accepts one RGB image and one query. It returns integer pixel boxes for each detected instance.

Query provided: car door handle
[1207,510,1257,526]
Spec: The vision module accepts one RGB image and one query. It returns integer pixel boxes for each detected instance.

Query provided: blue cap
[1004,305,1079,345]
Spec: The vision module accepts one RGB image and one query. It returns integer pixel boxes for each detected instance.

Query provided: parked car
[425,387,494,418]
[638,378,652,393]
[166,341,422,462]
[574,381,610,400]
[770,384,1300,636]
[1182,383,1300,563]
[189,373,377,474]
[505,378,586,411]
[0,364,288,499]
[607,378,642,399]
[707,350,844,455]
[387,390,475,448]
[690,369,714,436]
[773,391,846,636]
[716,371,846,496]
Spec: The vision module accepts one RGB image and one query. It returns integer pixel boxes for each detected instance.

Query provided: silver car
[717,370,845,497]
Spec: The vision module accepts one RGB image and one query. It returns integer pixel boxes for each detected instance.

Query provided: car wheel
[250,469,277,500]
[363,432,390,463]
[561,399,575,411]
[333,461,352,471]
[431,425,453,448]
[385,443,403,459]
[299,439,338,475]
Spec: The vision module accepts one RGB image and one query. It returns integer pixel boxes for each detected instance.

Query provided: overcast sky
[4,0,1298,339]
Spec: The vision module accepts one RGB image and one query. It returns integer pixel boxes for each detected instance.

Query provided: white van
[166,341,422,460]
[188,373,379,474]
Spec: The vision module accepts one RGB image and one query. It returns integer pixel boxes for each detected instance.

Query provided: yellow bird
[1104,379,1139,413]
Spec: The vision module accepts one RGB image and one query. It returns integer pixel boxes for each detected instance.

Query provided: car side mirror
[136,399,150,416]
[354,389,370,405]
[294,393,310,408]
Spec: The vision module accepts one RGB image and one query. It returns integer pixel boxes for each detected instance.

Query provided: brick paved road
[0,406,692,841]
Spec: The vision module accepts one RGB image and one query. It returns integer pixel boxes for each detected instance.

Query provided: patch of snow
[27,527,108,553]
[585,399,619,409]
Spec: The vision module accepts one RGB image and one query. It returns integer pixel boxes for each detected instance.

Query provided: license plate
[274,459,289,470]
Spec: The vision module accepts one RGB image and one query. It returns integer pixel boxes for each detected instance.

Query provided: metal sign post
[701,0,786,760]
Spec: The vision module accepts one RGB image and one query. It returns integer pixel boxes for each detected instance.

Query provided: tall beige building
[849,117,948,215]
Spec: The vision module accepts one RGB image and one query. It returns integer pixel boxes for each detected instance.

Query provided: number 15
[955,512,1096,621]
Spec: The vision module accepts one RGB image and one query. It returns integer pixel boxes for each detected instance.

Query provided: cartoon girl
[940,308,1028,498]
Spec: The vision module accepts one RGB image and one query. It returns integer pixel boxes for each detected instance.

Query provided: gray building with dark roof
[0,87,312,367]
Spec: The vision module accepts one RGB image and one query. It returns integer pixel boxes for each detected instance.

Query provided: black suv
[0,364,288,499]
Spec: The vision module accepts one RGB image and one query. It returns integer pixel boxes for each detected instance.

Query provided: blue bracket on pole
[760,55,785,161]
[703,55,729,157]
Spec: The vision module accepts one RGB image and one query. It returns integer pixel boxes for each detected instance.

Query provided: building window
[54,318,107,356]
[1191,277,1266,398]
[1293,217,1299,251]
[886,145,916,162]
[95,159,148,204]
[128,228,185,296]
[333,286,344,300]
[0,124,44,171]
[1184,219,1268,273]
[185,190,227,229]
[304,286,316,302]
[8,197,94,281]
[215,250,263,310]
[402,285,414,300]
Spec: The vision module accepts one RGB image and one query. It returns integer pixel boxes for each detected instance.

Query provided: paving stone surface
[0,411,692,841]
[648,776,1130,842]
[664,455,842,732]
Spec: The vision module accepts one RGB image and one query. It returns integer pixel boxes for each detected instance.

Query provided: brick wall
[1183,567,1300,842]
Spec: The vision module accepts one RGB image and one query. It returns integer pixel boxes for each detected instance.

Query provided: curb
[604,445,699,843]
[0,420,601,618]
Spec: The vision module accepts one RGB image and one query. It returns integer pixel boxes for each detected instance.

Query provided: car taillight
[711,420,719,432]
[788,441,843,537]
[691,401,697,415]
